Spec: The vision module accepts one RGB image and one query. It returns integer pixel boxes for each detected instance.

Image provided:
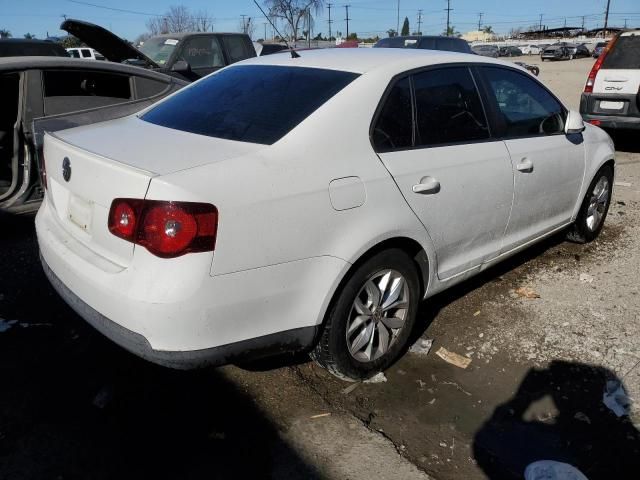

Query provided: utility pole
[445,0,452,37]
[264,22,267,40]
[478,12,483,31]
[345,5,350,39]
[564,17,567,29]
[307,8,312,47]
[327,2,333,40]
[539,13,543,39]
[396,0,400,37]
[603,0,611,38]
[417,9,423,35]
[241,14,247,34]
[624,18,628,29]
[581,15,585,32]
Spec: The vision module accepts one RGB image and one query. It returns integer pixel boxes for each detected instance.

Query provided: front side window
[372,77,413,151]
[222,35,254,63]
[141,65,359,145]
[68,49,80,58]
[482,66,565,137]
[179,36,225,69]
[413,67,489,147]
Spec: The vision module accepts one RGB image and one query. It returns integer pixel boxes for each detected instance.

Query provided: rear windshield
[141,65,359,145]
[375,37,419,48]
[0,42,68,57]
[602,35,640,69]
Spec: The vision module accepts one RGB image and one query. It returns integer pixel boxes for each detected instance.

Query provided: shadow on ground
[473,360,640,480]
[609,130,640,155]
[0,214,318,479]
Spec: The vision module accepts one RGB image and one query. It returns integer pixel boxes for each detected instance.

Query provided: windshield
[141,65,360,145]
[139,36,180,65]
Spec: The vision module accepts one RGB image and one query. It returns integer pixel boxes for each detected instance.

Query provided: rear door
[374,66,514,280]
[174,35,226,79]
[592,32,640,117]
[478,65,585,252]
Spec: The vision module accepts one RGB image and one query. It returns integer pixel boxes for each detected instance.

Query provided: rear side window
[68,49,80,58]
[413,67,489,146]
[222,35,254,63]
[179,36,225,69]
[44,71,131,99]
[435,38,470,53]
[141,65,359,145]
[372,77,413,151]
[602,35,640,69]
[482,66,565,137]
[81,49,92,58]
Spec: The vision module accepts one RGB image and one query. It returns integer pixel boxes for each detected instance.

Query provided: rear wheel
[311,249,420,381]
[567,165,613,243]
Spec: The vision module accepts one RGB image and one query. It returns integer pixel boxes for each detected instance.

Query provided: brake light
[108,199,218,258]
[589,119,602,126]
[584,35,617,93]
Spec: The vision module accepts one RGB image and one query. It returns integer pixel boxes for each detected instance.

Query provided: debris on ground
[524,460,588,480]
[515,286,541,299]
[0,319,18,333]
[603,380,631,417]
[92,385,114,409]
[473,310,481,317]
[364,372,387,384]
[614,181,632,187]
[442,381,473,396]
[436,347,472,369]
[409,338,434,355]
[573,412,591,424]
[342,383,360,395]
[309,413,332,419]
[579,273,594,284]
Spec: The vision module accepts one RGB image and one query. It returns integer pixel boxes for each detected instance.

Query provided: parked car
[580,29,640,130]
[253,42,289,56]
[573,44,591,58]
[61,19,256,81]
[66,47,105,60]
[541,45,571,61]
[471,44,499,58]
[499,46,523,57]
[0,57,186,215]
[36,49,615,380]
[592,41,608,58]
[0,38,69,58]
[520,45,541,55]
[374,35,473,54]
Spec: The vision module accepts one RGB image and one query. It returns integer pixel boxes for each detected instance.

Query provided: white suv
[581,30,640,130]
[66,47,105,60]
[36,49,615,380]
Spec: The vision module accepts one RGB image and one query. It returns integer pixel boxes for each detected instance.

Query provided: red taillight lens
[584,35,617,93]
[108,199,218,258]
[589,119,602,126]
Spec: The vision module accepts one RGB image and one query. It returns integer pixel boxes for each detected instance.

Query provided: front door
[478,66,585,252]
[373,66,514,280]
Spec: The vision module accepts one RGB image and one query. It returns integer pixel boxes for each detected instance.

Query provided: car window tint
[483,67,565,137]
[81,49,91,58]
[141,65,359,145]
[180,36,224,69]
[68,49,80,58]
[135,76,169,99]
[413,67,489,147]
[602,36,640,69]
[223,35,253,63]
[372,77,413,151]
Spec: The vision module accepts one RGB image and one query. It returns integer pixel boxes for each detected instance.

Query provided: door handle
[412,176,440,195]
[516,158,534,173]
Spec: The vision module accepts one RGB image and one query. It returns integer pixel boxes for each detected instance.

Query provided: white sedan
[36,49,615,381]
[520,44,541,55]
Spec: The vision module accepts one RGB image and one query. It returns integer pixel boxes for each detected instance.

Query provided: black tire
[311,249,420,381]
[567,165,614,243]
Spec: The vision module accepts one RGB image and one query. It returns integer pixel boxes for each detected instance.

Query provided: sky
[2,0,639,41]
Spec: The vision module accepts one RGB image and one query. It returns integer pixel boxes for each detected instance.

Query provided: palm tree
[482,26,494,34]
[24,33,36,39]
[0,29,12,39]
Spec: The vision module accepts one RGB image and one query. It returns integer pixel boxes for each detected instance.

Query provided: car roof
[236,47,509,75]
[620,29,640,37]
[0,38,57,45]
[0,56,187,83]
[148,32,247,39]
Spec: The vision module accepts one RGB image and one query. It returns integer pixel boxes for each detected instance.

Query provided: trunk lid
[42,116,263,266]
[60,19,158,67]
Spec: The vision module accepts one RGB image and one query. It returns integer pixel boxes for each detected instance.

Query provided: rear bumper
[42,256,317,369]
[581,92,640,130]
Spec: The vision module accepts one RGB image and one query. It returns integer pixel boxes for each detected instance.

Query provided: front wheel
[311,249,420,381]
[567,165,613,243]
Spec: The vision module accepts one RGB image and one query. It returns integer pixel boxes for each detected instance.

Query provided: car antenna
[253,0,300,58]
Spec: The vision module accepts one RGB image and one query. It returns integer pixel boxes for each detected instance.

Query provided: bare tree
[264,0,324,43]
[193,10,214,32]
[145,5,213,35]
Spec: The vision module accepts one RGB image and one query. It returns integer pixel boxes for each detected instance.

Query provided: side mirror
[565,110,585,135]
[171,60,191,73]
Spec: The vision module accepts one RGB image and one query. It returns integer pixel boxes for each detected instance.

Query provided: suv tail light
[584,35,617,93]
[108,199,218,258]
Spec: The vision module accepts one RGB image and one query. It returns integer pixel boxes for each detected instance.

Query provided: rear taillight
[108,199,218,258]
[584,35,617,93]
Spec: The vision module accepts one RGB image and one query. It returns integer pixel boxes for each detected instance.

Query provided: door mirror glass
[171,60,191,73]
[565,110,585,134]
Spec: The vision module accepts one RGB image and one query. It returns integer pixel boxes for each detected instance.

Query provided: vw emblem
[62,157,71,182]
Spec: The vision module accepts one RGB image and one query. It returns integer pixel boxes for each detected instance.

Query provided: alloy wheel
[586,176,610,231]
